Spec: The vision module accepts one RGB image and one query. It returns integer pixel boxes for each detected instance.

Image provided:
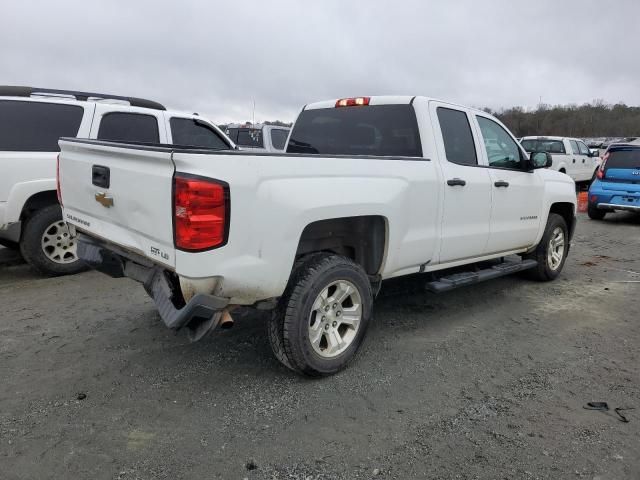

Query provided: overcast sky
[2,0,638,124]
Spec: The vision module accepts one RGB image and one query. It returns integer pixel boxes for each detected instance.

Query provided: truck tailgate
[58,139,176,268]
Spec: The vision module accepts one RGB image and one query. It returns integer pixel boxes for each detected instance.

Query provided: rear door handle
[494,180,510,188]
[447,178,466,187]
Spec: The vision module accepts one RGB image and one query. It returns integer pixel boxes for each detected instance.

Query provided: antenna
[252,98,256,126]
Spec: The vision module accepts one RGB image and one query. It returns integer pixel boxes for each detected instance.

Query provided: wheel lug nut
[324,324,329,330]
[332,321,337,327]
[336,311,342,317]
[324,305,330,312]
[332,303,337,309]
[321,316,326,322]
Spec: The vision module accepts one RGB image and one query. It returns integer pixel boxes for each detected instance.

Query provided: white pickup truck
[223,123,291,152]
[58,96,577,376]
[520,136,600,183]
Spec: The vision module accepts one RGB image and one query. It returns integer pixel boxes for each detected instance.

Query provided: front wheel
[19,205,87,276]
[268,254,373,376]
[522,213,569,281]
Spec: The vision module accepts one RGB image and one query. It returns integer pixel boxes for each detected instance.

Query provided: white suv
[0,86,233,275]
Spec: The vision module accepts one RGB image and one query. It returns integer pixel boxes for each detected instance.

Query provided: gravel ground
[1,212,639,480]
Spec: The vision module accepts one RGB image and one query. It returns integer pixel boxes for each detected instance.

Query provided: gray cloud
[1,0,638,124]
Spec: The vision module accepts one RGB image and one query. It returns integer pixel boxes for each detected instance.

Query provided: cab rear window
[286,104,422,157]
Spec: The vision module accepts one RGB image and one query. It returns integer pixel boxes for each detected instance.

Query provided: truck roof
[521,136,569,141]
[0,85,165,111]
[0,92,213,121]
[304,95,487,114]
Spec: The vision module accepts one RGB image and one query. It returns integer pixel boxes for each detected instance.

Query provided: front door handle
[494,180,510,188]
[447,178,466,187]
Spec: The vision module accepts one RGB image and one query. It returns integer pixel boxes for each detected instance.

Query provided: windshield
[521,139,566,154]
[286,104,422,157]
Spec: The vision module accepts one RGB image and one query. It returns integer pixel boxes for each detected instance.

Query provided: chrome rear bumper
[598,203,640,212]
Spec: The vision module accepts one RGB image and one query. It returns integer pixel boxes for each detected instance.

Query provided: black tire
[19,205,87,276]
[587,204,606,220]
[268,253,373,376]
[522,213,569,281]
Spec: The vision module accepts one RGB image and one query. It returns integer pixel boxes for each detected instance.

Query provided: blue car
[588,144,640,220]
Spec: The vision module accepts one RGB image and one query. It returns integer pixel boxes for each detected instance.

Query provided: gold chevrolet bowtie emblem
[95,192,114,208]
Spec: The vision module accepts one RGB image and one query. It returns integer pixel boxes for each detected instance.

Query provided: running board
[426,259,538,293]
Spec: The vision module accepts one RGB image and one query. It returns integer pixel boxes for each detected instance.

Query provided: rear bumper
[77,234,229,339]
[597,203,640,213]
[589,181,640,213]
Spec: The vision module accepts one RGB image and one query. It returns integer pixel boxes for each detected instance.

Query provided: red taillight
[597,152,609,179]
[56,154,63,205]
[173,175,228,251]
[335,97,370,107]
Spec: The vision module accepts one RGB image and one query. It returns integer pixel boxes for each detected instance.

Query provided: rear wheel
[19,205,86,276]
[522,213,569,281]
[587,204,606,220]
[268,253,373,376]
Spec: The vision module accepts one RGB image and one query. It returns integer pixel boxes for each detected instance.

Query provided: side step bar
[426,259,538,293]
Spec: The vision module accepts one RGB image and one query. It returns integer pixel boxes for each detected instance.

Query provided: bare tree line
[485,100,640,138]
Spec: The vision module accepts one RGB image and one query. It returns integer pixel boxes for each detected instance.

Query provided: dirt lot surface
[1,212,639,480]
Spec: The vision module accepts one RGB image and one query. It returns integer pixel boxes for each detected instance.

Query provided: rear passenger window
[170,118,228,149]
[97,112,159,143]
[437,107,477,166]
[0,100,84,151]
[270,129,288,150]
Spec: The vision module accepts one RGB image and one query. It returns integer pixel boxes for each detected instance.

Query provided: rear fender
[5,179,57,224]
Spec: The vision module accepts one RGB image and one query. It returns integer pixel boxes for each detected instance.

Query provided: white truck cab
[58,95,577,375]
[520,136,600,183]
[223,123,290,152]
[0,86,233,275]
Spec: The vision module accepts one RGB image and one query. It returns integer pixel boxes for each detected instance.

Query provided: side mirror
[530,151,552,169]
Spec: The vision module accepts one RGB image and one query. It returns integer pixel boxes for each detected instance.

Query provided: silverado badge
[95,192,114,208]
